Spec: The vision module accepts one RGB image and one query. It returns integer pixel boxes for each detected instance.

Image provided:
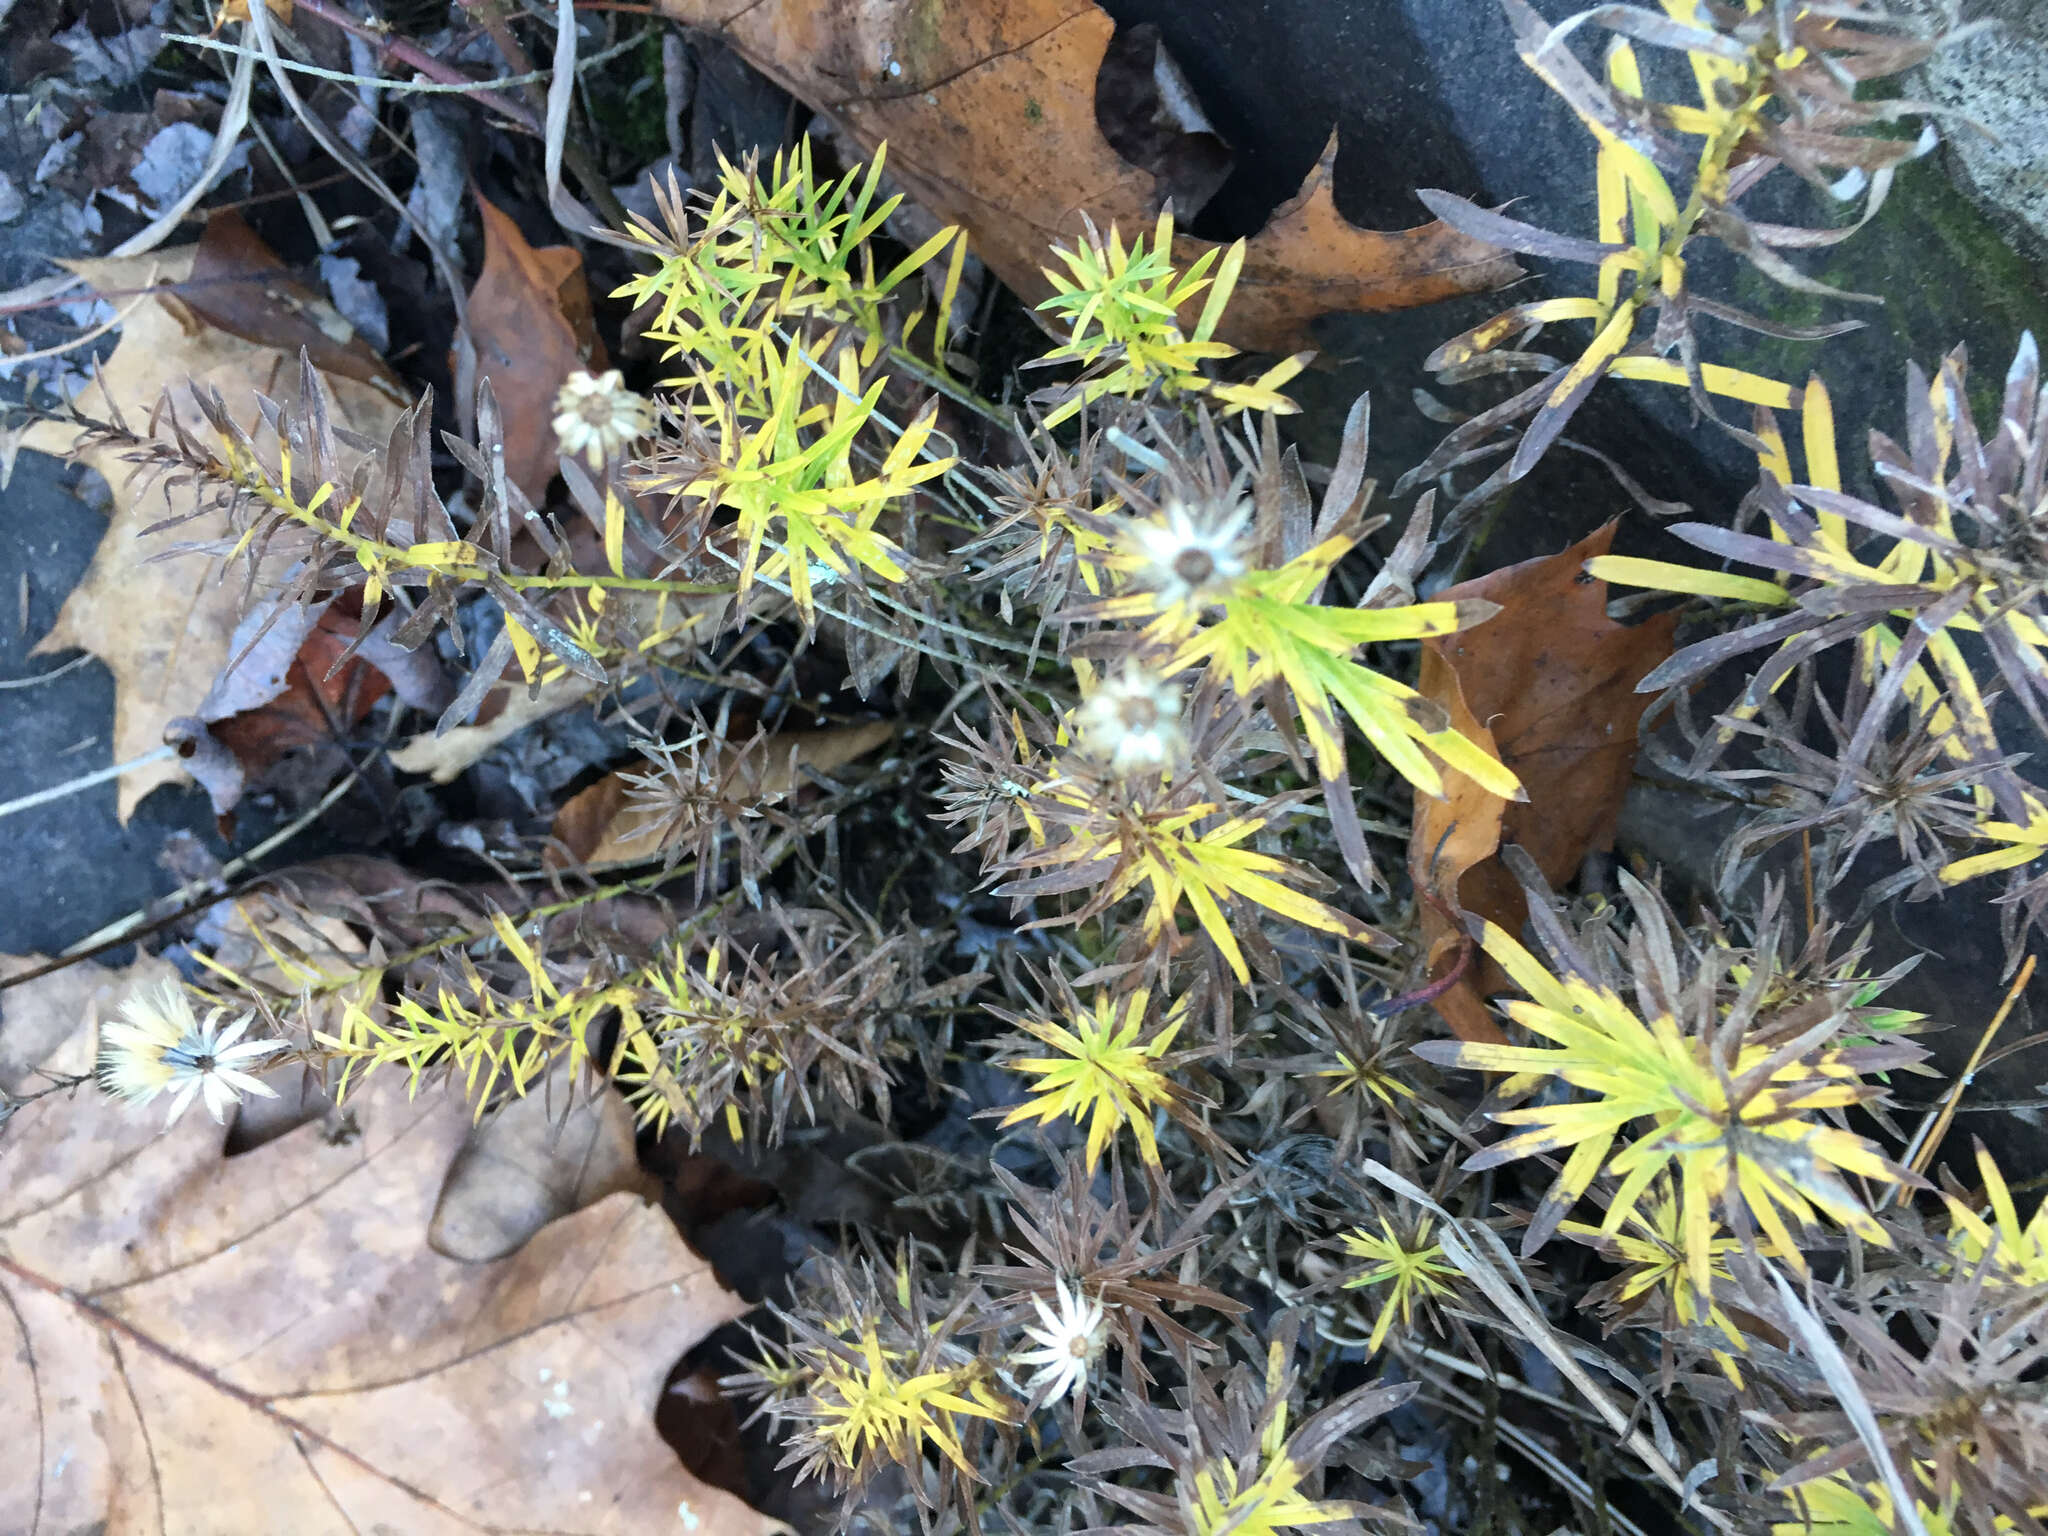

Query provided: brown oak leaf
[656,0,1518,353]
[0,975,778,1535]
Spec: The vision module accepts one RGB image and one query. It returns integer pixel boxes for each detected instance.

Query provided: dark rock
[1900,0,2048,265]
[1097,0,2048,524]
[685,30,795,191]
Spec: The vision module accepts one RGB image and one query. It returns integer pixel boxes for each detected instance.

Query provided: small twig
[0,1069,97,1136]
[0,766,368,999]
[1373,888,1471,1017]
[0,1069,95,1110]
[290,0,540,132]
[166,26,643,96]
[0,285,155,365]
[1887,953,2037,1197]
[0,653,93,690]
[0,744,178,823]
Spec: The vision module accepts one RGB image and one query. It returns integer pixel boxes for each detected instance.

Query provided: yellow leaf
[603,489,627,577]
[503,614,543,683]
[1584,554,1789,606]
[1801,373,1847,546]
[1549,303,1639,410]
[1608,356,1798,409]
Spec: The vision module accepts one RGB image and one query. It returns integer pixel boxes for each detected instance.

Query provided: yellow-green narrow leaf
[1585,554,1789,606]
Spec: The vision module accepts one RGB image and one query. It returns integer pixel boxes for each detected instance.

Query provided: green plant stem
[235,462,736,600]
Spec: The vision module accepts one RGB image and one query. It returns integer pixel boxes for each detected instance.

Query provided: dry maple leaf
[0,979,778,1536]
[1407,523,1677,1042]
[22,246,404,822]
[465,193,608,501]
[657,0,1517,353]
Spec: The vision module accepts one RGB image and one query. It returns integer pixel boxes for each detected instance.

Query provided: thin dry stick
[245,0,470,340]
[0,745,178,822]
[1,285,155,366]
[1890,953,2037,1194]
[0,654,92,691]
[0,766,367,1002]
[166,26,644,95]
[291,0,539,131]
[109,43,255,261]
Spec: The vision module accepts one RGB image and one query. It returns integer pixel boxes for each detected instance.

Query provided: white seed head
[1126,496,1251,608]
[98,979,289,1128]
[552,369,657,470]
[1076,664,1185,776]
[1014,1279,1108,1403]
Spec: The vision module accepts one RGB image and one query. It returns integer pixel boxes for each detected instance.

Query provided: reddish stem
[1372,889,1474,1018]
[290,0,542,135]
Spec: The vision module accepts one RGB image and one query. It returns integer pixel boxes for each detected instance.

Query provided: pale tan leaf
[0,951,176,1092]
[23,247,405,821]
[388,674,596,783]
[0,979,778,1536]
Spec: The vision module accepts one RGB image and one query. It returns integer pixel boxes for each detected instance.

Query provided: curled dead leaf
[1408,523,1677,1042]
[162,587,457,818]
[464,193,607,501]
[389,673,597,783]
[179,207,409,406]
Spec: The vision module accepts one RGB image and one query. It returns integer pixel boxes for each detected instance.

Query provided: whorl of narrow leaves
[1414,867,1926,1289]
[1594,334,2048,958]
[1402,0,1945,529]
[1034,210,1310,427]
[990,983,1212,1171]
[60,29,2048,1535]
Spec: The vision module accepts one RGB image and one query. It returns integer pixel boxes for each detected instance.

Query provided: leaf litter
[0,4,1825,1531]
[0,977,778,1536]
[21,237,404,821]
[656,0,1519,353]
[1407,523,1677,1041]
